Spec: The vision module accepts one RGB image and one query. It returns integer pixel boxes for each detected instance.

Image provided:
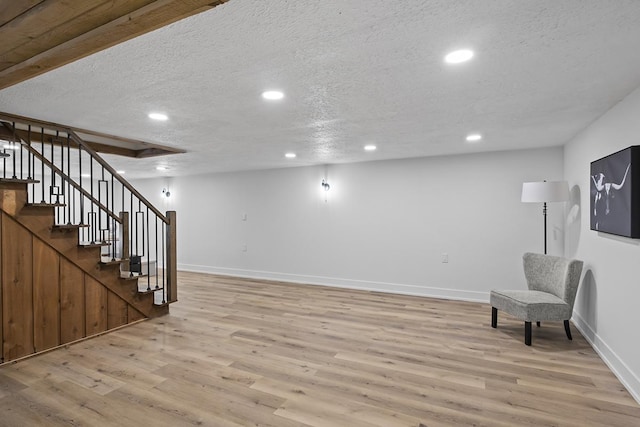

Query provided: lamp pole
[543,202,547,255]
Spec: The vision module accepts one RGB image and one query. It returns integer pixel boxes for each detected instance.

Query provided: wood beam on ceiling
[0,1,45,27]
[0,0,159,70]
[0,0,230,90]
[0,114,184,159]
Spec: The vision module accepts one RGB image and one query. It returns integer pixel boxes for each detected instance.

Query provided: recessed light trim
[466,133,482,142]
[148,112,168,121]
[364,145,377,151]
[116,170,125,174]
[285,153,296,159]
[262,90,284,100]
[445,49,474,64]
[156,165,168,171]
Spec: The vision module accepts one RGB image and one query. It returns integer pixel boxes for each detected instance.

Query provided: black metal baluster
[40,128,45,203]
[162,221,166,304]
[27,125,32,202]
[61,133,66,224]
[146,206,150,291]
[51,131,56,205]
[15,122,23,179]
[155,216,159,289]
[111,174,116,261]
[98,166,104,242]
[130,191,134,264]
[67,134,72,224]
[11,122,17,179]
[90,159,95,244]
[79,146,84,225]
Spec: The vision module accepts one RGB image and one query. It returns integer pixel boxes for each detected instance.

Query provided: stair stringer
[0,184,168,320]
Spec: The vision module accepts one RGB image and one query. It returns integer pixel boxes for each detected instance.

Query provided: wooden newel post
[166,210,177,302]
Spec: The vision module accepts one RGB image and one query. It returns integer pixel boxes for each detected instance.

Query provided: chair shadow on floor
[490,313,592,353]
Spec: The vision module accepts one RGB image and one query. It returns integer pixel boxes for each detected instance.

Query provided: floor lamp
[521,181,570,254]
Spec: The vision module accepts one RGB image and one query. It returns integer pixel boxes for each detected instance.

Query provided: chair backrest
[523,252,584,309]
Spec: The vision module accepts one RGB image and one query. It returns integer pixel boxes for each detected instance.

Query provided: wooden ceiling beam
[74,127,185,155]
[1,117,182,159]
[0,0,157,67]
[9,127,179,158]
[0,1,44,27]
[0,0,229,90]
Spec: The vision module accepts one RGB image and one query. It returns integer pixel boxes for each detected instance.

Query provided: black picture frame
[590,146,640,238]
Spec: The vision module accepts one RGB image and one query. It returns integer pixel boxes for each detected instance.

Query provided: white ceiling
[1,0,640,179]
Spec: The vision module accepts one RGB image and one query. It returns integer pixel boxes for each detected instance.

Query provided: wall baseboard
[572,311,640,405]
[178,263,489,303]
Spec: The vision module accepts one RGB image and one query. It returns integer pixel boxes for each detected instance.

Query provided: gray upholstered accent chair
[490,252,583,346]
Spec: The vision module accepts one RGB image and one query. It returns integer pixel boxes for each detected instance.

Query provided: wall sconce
[321,179,330,191]
[162,188,171,198]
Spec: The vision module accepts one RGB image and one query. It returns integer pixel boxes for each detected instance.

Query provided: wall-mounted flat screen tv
[590,146,640,238]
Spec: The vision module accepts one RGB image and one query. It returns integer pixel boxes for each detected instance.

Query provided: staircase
[0,112,177,364]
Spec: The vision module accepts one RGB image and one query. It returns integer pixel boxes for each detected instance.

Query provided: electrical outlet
[241,244,247,252]
[241,212,247,221]
[442,253,449,263]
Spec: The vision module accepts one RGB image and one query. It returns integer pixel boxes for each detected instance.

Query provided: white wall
[133,146,563,301]
[564,85,640,403]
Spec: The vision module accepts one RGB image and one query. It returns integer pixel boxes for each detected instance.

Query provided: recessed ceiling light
[364,145,377,151]
[444,49,474,64]
[156,165,168,171]
[81,173,90,178]
[262,90,284,100]
[466,133,482,142]
[285,153,296,159]
[148,112,168,121]
[116,170,125,174]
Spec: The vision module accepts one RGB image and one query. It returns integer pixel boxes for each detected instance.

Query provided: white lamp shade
[521,181,570,203]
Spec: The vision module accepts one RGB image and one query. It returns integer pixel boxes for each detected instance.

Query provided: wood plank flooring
[0,271,638,426]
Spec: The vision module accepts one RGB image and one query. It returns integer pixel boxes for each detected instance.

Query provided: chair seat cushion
[490,289,572,322]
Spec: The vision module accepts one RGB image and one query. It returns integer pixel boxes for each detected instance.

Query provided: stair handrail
[18,141,121,223]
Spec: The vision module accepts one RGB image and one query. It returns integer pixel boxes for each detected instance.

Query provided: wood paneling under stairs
[32,238,60,353]
[59,257,85,344]
[2,215,33,361]
[0,208,154,363]
[0,271,638,426]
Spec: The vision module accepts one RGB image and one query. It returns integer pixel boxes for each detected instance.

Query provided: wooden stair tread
[100,257,128,265]
[0,178,39,184]
[51,224,89,232]
[79,241,110,248]
[138,286,162,295]
[120,272,148,280]
[52,223,90,230]
[25,202,66,207]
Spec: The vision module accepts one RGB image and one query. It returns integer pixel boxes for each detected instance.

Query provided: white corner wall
[133,147,563,302]
[564,85,640,403]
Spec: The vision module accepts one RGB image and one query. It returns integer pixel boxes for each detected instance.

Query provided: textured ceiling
[1,0,640,179]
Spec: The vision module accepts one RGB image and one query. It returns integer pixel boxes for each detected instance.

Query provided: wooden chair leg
[525,321,532,346]
[491,307,497,328]
[536,321,540,327]
[564,320,573,340]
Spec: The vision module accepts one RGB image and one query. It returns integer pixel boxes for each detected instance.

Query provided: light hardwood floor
[0,271,638,426]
